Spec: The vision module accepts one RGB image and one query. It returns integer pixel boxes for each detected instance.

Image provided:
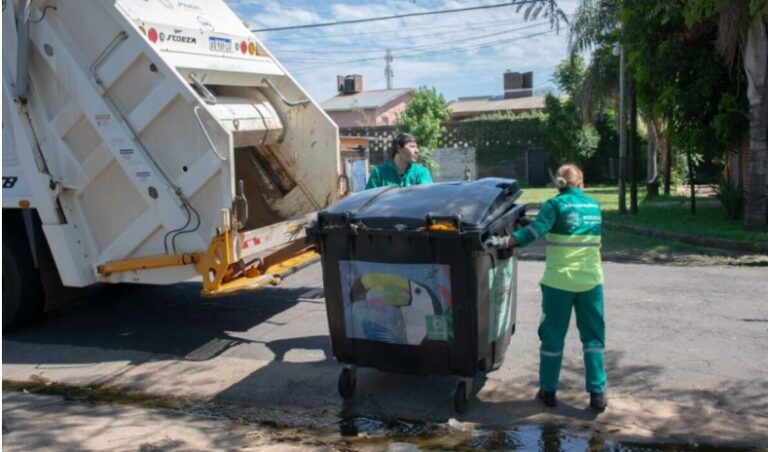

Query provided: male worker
[365,133,432,189]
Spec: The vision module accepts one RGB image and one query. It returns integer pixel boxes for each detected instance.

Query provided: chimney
[522,71,533,89]
[503,71,533,99]
[337,74,363,95]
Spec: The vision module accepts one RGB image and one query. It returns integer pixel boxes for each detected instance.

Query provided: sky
[225,0,579,104]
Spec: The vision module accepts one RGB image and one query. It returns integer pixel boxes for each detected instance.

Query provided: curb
[603,221,768,254]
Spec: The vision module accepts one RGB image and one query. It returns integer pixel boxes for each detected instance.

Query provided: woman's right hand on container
[484,235,515,250]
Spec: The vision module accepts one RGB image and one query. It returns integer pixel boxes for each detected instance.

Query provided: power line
[262,16,531,41]
[288,30,554,73]
[278,25,550,65]
[250,0,542,32]
[269,21,548,56]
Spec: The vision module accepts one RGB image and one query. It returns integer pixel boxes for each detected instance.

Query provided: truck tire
[2,222,44,330]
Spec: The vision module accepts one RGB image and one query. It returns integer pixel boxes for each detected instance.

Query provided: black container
[307,178,526,412]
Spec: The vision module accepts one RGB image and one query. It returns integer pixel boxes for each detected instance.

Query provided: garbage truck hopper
[2,0,340,322]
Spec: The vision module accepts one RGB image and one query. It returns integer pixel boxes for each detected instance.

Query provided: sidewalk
[524,207,767,256]
[516,232,768,266]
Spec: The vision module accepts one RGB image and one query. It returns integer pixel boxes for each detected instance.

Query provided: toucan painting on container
[340,261,453,345]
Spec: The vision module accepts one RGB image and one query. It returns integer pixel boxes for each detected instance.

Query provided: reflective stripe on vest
[546,233,601,246]
[541,232,603,291]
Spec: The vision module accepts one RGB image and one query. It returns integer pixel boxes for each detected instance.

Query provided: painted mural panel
[339,260,452,345]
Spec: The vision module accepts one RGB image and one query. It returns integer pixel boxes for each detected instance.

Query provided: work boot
[537,390,557,407]
[589,392,607,412]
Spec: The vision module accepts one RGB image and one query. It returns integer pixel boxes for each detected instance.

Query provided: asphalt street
[3,258,767,448]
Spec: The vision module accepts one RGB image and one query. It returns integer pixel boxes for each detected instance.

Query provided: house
[321,75,413,127]
[449,71,547,120]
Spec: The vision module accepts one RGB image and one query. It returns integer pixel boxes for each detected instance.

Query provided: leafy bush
[714,176,744,220]
[544,94,598,163]
[455,114,547,165]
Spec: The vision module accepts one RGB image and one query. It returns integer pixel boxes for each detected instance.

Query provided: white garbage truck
[2,0,341,328]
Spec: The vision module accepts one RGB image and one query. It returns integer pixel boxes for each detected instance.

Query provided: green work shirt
[365,160,432,189]
[512,188,603,292]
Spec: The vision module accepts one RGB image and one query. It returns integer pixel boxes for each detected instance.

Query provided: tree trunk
[743,20,767,230]
[647,119,659,197]
[629,77,638,213]
[688,149,696,215]
[663,136,672,196]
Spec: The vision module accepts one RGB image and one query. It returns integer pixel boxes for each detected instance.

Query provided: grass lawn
[518,185,767,244]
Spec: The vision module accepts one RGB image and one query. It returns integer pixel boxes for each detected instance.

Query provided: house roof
[321,88,412,112]
[449,95,547,116]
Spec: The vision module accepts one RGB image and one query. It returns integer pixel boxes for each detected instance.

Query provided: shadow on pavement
[2,392,247,451]
[2,282,320,364]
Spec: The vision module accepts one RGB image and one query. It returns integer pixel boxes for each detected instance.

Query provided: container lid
[319,178,522,231]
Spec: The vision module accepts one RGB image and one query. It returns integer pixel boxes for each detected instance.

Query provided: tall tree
[568,0,636,211]
[623,1,747,214]
[686,1,767,229]
[546,57,599,168]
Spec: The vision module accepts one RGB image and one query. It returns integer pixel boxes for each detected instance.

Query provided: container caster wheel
[454,381,468,414]
[338,367,356,399]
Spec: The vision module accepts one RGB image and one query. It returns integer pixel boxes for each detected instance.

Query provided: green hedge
[450,114,547,165]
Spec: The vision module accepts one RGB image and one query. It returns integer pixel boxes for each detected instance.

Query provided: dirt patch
[600,250,768,267]
[518,243,768,267]
[3,379,197,411]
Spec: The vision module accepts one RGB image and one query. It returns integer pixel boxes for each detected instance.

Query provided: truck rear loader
[2,0,341,328]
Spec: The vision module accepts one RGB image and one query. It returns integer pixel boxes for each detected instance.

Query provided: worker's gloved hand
[484,235,511,250]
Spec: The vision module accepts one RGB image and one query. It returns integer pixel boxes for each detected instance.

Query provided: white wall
[433,147,477,182]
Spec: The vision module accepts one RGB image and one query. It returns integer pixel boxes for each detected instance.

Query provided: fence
[339,121,547,185]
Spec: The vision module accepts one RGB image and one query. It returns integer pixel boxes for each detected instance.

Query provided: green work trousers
[539,284,606,393]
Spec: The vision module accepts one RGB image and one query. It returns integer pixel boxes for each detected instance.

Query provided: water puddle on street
[325,415,761,451]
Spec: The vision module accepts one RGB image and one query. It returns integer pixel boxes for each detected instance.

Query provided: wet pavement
[2,391,762,451]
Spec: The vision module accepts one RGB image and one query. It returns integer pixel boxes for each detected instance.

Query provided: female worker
[365,133,432,189]
[490,163,607,412]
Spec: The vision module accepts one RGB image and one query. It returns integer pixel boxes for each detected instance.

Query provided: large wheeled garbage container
[307,178,526,413]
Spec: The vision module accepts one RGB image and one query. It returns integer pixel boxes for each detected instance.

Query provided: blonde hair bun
[554,164,584,190]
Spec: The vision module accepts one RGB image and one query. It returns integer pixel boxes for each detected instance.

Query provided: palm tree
[568,0,620,119]
[568,0,619,54]
[687,2,767,229]
[513,0,569,32]
[568,0,647,212]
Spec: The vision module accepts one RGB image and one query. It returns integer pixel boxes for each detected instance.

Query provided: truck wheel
[2,224,44,330]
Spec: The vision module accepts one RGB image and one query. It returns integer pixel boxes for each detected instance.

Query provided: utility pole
[385,48,393,89]
[618,44,627,214]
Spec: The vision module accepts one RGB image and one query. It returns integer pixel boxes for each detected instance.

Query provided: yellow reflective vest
[512,188,603,292]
